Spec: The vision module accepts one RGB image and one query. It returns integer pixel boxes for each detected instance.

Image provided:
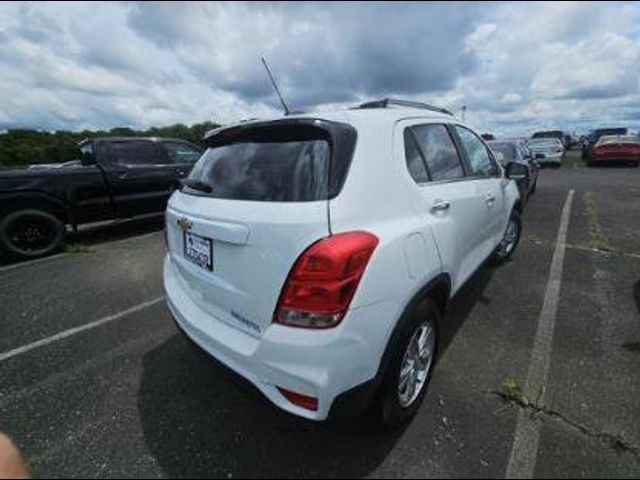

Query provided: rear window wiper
[181,178,212,194]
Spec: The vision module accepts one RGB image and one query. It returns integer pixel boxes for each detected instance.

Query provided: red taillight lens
[277,387,319,411]
[274,231,379,329]
[626,144,640,154]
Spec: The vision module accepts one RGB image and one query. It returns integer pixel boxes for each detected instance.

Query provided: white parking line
[0,252,69,273]
[0,296,166,363]
[505,189,574,479]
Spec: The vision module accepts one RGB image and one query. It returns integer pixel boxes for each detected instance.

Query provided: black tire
[491,209,521,264]
[376,298,440,429]
[0,209,65,259]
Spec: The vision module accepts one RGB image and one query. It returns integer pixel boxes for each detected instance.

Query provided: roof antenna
[261,56,290,116]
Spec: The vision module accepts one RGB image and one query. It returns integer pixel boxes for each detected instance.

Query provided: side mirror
[505,162,529,181]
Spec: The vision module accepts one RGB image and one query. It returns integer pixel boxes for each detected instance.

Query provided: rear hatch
[594,137,640,158]
[166,119,357,337]
[529,142,563,156]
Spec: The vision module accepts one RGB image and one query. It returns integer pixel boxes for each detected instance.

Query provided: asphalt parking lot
[1,151,639,478]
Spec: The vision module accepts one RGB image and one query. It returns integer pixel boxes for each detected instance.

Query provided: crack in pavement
[522,236,640,260]
[487,389,640,460]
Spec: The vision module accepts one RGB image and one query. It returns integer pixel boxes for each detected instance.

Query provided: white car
[163,99,523,427]
[527,137,565,167]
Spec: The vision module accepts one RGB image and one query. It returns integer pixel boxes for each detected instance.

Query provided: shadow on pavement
[137,334,404,478]
[66,215,163,245]
[439,263,495,355]
[584,162,640,168]
[137,262,496,478]
[0,215,163,267]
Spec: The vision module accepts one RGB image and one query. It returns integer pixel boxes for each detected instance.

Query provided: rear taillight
[628,144,640,153]
[274,231,379,329]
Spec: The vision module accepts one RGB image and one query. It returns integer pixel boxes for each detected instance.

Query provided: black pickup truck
[0,137,203,258]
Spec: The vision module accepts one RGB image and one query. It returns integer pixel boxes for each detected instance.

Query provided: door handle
[431,200,451,212]
[486,193,496,204]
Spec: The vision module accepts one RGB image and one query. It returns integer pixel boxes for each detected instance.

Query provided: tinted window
[163,142,203,164]
[411,124,464,181]
[455,126,496,177]
[403,129,429,183]
[488,142,517,163]
[186,136,330,202]
[595,128,627,136]
[110,141,161,166]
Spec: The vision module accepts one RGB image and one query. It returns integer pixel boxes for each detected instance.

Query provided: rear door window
[403,129,430,183]
[185,127,331,202]
[410,124,465,181]
[163,142,203,164]
[454,126,498,177]
[109,141,163,166]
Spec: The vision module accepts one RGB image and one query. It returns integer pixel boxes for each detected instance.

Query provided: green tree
[0,120,222,167]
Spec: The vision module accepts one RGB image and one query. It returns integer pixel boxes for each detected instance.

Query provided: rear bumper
[590,156,639,163]
[163,255,397,421]
[536,154,563,164]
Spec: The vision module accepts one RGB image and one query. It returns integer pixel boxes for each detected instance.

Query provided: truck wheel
[376,298,439,429]
[0,209,65,259]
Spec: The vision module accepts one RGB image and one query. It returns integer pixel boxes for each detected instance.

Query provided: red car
[588,135,640,167]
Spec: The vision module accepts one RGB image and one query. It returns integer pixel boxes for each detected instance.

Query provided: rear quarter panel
[328,115,444,355]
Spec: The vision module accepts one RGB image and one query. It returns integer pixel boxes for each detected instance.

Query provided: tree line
[0,121,221,168]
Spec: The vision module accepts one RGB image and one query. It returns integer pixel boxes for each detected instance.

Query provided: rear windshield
[184,126,332,202]
[488,142,517,162]
[595,128,627,137]
[532,131,562,139]
[597,135,639,145]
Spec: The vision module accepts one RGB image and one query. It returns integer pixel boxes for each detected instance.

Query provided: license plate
[183,231,213,271]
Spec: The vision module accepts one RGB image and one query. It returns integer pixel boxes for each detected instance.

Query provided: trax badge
[177,217,193,231]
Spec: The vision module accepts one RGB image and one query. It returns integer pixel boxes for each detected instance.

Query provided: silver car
[527,138,564,168]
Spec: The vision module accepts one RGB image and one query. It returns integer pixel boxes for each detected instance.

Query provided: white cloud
[0,1,639,137]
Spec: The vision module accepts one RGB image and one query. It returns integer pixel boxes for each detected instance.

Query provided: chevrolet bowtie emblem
[177,217,193,231]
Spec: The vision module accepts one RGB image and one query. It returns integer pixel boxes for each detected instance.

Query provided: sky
[0,1,639,137]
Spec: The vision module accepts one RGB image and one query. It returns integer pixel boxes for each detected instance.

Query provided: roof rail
[356,98,454,116]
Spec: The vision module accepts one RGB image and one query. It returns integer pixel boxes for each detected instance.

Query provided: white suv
[163,99,523,427]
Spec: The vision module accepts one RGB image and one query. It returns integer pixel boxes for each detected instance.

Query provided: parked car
[481,133,495,141]
[488,139,539,203]
[527,137,564,168]
[582,128,629,161]
[163,99,523,428]
[532,130,570,150]
[587,135,640,167]
[0,137,203,258]
[501,137,536,162]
